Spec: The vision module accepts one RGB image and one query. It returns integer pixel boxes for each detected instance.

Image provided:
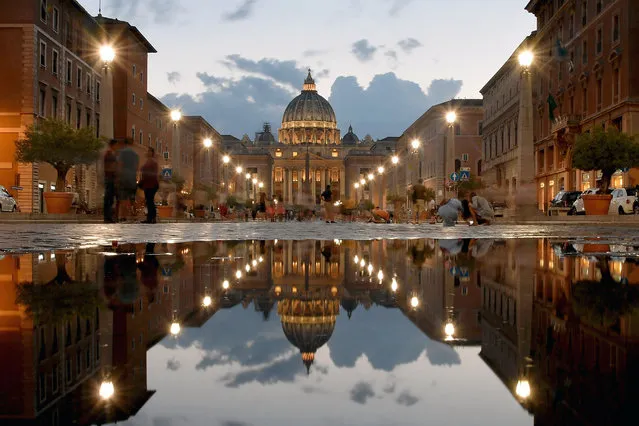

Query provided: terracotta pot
[194,209,207,218]
[157,205,173,218]
[582,193,612,215]
[43,192,73,214]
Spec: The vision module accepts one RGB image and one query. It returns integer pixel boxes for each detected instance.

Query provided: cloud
[302,49,327,57]
[222,55,307,89]
[396,391,420,406]
[166,358,181,371]
[329,73,463,139]
[398,38,422,54]
[167,71,181,85]
[388,0,414,16]
[350,382,375,404]
[105,0,183,25]
[222,354,304,387]
[385,50,398,61]
[351,39,377,62]
[222,0,258,22]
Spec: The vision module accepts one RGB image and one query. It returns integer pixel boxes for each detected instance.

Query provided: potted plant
[387,192,405,214]
[15,118,103,214]
[571,127,639,215]
[157,180,175,219]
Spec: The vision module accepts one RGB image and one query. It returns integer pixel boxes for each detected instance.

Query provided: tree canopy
[571,127,639,191]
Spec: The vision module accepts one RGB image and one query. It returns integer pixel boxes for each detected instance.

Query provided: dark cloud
[388,0,414,16]
[385,50,398,61]
[167,71,181,85]
[166,358,181,371]
[351,39,377,62]
[396,391,420,406]
[222,0,258,22]
[222,354,304,387]
[222,55,307,88]
[329,73,463,139]
[350,382,375,404]
[398,38,422,54]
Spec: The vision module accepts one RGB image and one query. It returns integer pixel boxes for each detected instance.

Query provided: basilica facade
[223,71,397,207]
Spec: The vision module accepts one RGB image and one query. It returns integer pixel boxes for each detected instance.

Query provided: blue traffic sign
[459,170,471,181]
[459,267,470,278]
[161,168,173,180]
[450,172,459,182]
[161,266,172,277]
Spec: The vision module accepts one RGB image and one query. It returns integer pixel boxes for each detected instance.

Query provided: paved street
[0,222,637,252]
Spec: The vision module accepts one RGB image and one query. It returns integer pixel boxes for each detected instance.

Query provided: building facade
[480,33,537,210]
[398,99,484,204]
[224,71,397,208]
[525,0,639,210]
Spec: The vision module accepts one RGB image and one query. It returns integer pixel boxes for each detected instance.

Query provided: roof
[94,15,157,53]
[146,92,169,110]
[378,136,400,142]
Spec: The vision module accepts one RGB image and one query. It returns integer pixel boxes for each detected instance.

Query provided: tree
[456,176,484,199]
[571,127,639,192]
[15,118,103,192]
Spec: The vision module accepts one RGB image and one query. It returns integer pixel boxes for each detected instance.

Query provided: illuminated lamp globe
[222,280,230,289]
[236,166,243,174]
[99,381,115,400]
[222,155,230,164]
[410,296,419,308]
[446,111,457,124]
[203,138,213,148]
[411,139,420,150]
[444,322,455,337]
[170,110,182,122]
[391,155,399,165]
[202,296,212,307]
[99,45,116,64]
[391,278,398,292]
[170,322,181,336]
[516,380,531,399]
[518,50,534,68]
[377,166,385,174]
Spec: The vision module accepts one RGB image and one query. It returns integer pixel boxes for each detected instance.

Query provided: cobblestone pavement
[0,222,637,252]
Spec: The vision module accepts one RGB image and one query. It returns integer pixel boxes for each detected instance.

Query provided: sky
[79,0,536,138]
[116,304,533,426]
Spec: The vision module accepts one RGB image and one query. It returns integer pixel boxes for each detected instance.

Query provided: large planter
[582,193,612,215]
[157,205,173,218]
[43,192,73,214]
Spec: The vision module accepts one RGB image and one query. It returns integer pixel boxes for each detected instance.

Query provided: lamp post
[245,172,251,202]
[235,166,243,196]
[99,45,115,140]
[391,154,399,195]
[170,109,182,177]
[222,155,230,194]
[516,49,537,216]
[446,111,457,198]
[377,166,385,208]
[252,177,258,201]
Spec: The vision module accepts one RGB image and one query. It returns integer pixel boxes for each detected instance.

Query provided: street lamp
[170,109,182,122]
[410,296,419,308]
[410,139,420,150]
[360,178,366,185]
[446,110,458,198]
[202,296,212,307]
[222,155,230,164]
[445,111,457,125]
[99,381,115,400]
[236,166,243,174]
[99,45,115,68]
[515,379,531,399]
[367,173,375,181]
[518,50,534,68]
[377,166,385,174]
[169,322,181,336]
[203,137,213,148]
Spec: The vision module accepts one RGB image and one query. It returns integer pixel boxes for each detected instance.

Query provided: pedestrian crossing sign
[161,168,172,180]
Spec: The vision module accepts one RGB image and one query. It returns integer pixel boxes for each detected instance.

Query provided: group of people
[103,139,159,224]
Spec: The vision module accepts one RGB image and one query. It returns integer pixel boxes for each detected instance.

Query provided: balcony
[551,115,581,134]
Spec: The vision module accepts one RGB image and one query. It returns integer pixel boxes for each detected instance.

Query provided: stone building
[0,0,107,212]
[480,33,537,210]
[524,0,639,209]
[224,71,396,208]
[397,99,484,204]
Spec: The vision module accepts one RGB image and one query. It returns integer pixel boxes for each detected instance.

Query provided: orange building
[525,0,639,208]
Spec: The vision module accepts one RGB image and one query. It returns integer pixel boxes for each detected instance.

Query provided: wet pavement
[1,222,639,251]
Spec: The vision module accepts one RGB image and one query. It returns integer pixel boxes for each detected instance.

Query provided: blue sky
[80,0,536,138]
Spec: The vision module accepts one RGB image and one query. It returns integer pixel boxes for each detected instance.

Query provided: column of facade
[340,168,346,200]
[297,169,303,202]
[311,168,317,202]
[287,169,293,203]
[320,168,326,192]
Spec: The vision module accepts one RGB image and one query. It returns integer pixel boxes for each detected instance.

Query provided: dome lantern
[303,69,317,92]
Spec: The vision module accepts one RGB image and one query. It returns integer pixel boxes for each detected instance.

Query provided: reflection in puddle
[0,239,638,425]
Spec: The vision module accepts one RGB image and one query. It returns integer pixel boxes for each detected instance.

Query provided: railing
[551,115,582,133]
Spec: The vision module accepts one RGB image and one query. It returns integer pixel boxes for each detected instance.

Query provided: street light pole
[446,111,457,198]
[516,50,537,216]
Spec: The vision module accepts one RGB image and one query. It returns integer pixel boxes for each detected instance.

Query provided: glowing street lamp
[252,178,258,185]
[445,111,457,125]
[222,279,230,289]
[202,296,212,307]
[367,173,375,181]
[518,50,534,68]
[222,155,230,164]
[99,381,115,400]
[411,139,420,150]
[258,182,264,189]
[391,155,399,165]
[515,379,531,399]
[99,45,115,66]
[360,178,366,185]
[236,166,243,174]
[410,296,419,308]
[354,183,360,189]
[377,166,385,174]
[203,138,213,148]
[391,278,398,292]
[170,109,182,122]
[245,173,251,180]
[170,322,181,336]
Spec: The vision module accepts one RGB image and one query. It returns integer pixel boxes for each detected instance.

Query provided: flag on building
[547,95,558,121]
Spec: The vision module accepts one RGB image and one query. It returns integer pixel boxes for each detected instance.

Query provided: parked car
[548,191,581,215]
[0,185,18,212]
[569,188,603,215]
[609,187,639,215]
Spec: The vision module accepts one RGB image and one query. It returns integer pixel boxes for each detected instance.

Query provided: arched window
[477,160,482,176]
[455,159,461,173]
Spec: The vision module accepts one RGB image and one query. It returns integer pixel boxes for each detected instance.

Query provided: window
[597,79,603,110]
[39,41,46,68]
[131,126,135,140]
[39,89,46,116]
[76,67,82,89]
[613,68,620,102]
[96,81,101,101]
[581,1,587,27]
[140,71,144,82]
[582,87,588,113]
[596,28,603,55]
[140,99,143,110]
[65,101,71,123]
[95,114,100,137]
[86,110,91,127]
[139,130,143,144]
[292,151,298,158]
[52,49,58,75]
[132,64,137,77]
[51,93,58,117]
[454,124,461,135]
[275,149,282,157]
[66,60,72,83]
[148,134,152,146]
[39,372,46,402]
[613,15,620,43]
[462,153,469,162]
[76,106,81,129]
[132,93,136,105]
[596,0,602,14]
[331,149,338,158]
[478,121,483,135]
[52,7,59,32]
[86,75,91,93]
[582,39,588,64]
[569,12,574,38]
[40,0,48,22]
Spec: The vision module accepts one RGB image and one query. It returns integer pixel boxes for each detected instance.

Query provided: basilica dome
[279,70,340,144]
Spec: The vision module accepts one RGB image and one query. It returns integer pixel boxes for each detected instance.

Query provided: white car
[0,185,18,212]
[609,187,639,215]
[569,188,600,215]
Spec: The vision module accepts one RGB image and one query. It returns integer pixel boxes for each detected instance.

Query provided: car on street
[548,190,581,215]
[0,185,18,212]
[609,187,639,215]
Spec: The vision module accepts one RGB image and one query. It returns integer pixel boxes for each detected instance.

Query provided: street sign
[459,170,471,181]
[450,172,459,182]
[161,266,172,277]
[460,167,470,172]
[459,267,470,278]
[161,168,172,180]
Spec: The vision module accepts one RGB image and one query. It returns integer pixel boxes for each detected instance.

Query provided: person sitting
[437,198,463,227]
[470,192,494,225]
[370,207,391,223]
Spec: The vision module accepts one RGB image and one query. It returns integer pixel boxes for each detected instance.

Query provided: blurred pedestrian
[139,147,159,223]
[321,184,335,223]
[116,139,139,222]
[103,139,118,223]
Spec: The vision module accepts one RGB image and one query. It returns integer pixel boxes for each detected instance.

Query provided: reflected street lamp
[99,381,115,400]
[202,296,212,307]
[444,322,455,339]
[515,379,531,399]
[169,322,181,336]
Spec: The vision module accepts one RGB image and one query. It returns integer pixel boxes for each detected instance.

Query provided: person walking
[116,138,140,222]
[139,147,159,223]
[103,139,118,223]
[321,185,335,223]
[412,179,427,224]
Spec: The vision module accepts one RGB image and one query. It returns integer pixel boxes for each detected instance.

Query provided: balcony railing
[551,115,582,134]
